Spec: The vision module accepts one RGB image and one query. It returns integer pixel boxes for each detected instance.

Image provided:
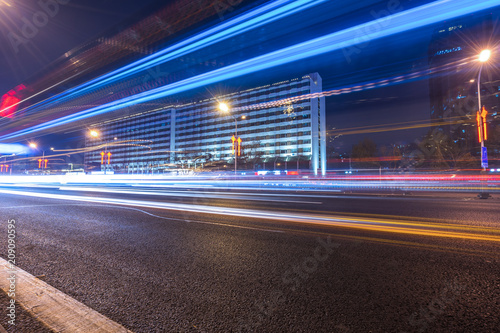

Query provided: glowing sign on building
[434,47,462,56]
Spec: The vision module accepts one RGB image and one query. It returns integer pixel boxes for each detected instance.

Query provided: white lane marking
[1,204,90,209]
[0,258,133,333]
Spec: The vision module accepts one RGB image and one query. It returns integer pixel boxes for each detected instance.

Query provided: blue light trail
[2,0,500,141]
[16,0,325,114]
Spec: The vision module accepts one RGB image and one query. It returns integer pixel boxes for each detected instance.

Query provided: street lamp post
[103,141,108,175]
[219,103,245,176]
[42,150,46,172]
[89,130,116,175]
[477,49,490,171]
[1,154,10,175]
[29,142,50,174]
[234,117,238,175]
[477,49,491,199]
[91,130,106,174]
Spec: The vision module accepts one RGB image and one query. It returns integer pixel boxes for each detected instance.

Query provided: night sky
[0,0,165,93]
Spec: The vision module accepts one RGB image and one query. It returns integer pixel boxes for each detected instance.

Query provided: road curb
[0,258,133,333]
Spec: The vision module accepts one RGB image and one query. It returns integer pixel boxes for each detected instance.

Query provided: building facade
[85,73,327,175]
[428,12,500,160]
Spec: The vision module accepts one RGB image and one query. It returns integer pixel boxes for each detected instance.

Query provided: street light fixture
[476,49,491,199]
[90,130,105,173]
[479,49,491,63]
[219,102,229,113]
[89,130,116,174]
[28,143,52,173]
[476,49,491,170]
[0,153,13,175]
[218,102,245,176]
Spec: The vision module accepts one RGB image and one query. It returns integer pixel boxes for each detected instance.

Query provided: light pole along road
[476,49,491,170]
[219,102,246,176]
[89,130,117,175]
[476,49,491,199]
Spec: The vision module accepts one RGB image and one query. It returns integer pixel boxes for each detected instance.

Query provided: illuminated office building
[85,73,327,175]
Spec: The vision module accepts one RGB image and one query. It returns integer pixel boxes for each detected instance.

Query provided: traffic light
[237,137,242,156]
[476,106,488,143]
[38,159,48,169]
[481,106,488,141]
[230,136,242,155]
[100,151,112,165]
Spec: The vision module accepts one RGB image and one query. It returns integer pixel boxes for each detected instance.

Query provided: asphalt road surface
[0,185,499,332]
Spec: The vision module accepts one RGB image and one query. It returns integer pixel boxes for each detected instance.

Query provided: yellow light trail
[306,210,500,233]
[291,214,500,243]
